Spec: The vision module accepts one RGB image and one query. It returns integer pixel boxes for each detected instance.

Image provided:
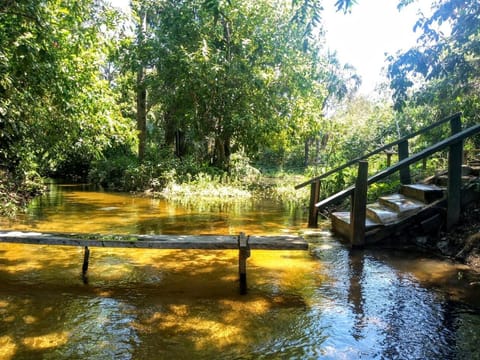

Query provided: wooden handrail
[315,122,480,210]
[295,112,462,190]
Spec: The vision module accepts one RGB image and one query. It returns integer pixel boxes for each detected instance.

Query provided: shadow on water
[0,244,316,359]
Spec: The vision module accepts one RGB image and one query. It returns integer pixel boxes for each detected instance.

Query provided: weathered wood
[82,246,90,284]
[447,140,463,229]
[447,113,463,229]
[385,149,395,167]
[450,113,462,134]
[398,140,411,184]
[0,232,307,250]
[308,180,321,228]
[350,161,368,247]
[296,112,462,190]
[0,231,308,294]
[315,123,480,210]
[238,233,251,295]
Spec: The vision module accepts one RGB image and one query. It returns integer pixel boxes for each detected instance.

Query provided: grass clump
[160,172,252,201]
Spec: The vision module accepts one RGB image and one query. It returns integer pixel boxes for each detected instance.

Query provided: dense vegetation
[0,0,479,214]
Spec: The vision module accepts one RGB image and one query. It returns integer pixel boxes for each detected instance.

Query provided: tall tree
[388,0,480,125]
[134,3,148,163]
[127,0,359,170]
[0,0,134,177]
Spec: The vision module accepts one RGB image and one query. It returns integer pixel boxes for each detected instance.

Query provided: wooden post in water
[447,113,463,230]
[398,140,411,184]
[238,233,251,295]
[82,246,90,284]
[308,180,321,228]
[350,161,368,248]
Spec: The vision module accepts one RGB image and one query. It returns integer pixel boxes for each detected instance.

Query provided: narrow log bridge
[0,231,308,295]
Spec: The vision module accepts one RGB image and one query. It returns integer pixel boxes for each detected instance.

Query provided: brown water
[0,184,480,359]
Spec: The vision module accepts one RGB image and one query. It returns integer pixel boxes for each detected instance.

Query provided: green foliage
[0,169,44,218]
[0,0,369,210]
[121,0,360,171]
[89,152,137,190]
[388,0,480,125]
[229,152,261,182]
[0,0,136,179]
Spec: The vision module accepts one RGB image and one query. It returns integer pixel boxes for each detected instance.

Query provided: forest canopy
[0,0,477,195]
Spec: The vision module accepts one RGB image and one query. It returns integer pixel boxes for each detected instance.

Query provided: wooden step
[428,174,476,187]
[400,184,444,203]
[470,166,480,176]
[366,203,399,224]
[462,165,473,176]
[331,211,382,239]
[379,193,425,214]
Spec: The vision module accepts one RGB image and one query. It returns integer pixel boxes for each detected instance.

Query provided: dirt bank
[437,202,480,272]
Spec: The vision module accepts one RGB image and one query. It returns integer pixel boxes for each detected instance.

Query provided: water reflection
[0,185,479,359]
[1,184,306,235]
[309,235,480,360]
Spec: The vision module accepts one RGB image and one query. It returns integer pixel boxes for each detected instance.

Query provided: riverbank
[0,170,45,218]
[408,199,480,272]
[444,202,480,272]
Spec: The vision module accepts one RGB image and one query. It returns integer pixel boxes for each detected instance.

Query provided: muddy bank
[414,201,480,272]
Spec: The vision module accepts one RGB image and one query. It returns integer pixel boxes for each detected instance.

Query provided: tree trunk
[175,130,186,158]
[213,136,230,169]
[136,8,147,163]
[136,68,147,163]
[304,138,310,167]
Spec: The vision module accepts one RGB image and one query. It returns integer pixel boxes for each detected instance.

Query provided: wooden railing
[347,123,480,246]
[296,112,464,227]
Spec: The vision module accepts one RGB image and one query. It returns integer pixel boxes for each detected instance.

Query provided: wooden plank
[0,231,308,251]
[238,233,250,295]
[0,231,307,296]
[350,161,368,247]
[398,140,411,184]
[308,180,321,228]
[248,236,308,250]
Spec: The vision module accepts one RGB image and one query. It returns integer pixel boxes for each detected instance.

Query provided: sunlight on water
[0,184,479,359]
[0,184,305,236]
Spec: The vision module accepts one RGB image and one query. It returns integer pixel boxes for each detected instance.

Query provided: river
[0,183,479,359]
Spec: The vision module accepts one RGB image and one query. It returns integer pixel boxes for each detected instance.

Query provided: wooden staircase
[331,164,480,244]
[295,113,480,247]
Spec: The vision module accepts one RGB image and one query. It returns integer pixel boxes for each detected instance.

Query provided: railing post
[398,140,411,184]
[447,113,463,230]
[350,161,368,248]
[308,180,321,228]
[450,113,462,136]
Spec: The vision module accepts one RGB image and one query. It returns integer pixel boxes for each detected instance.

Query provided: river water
[0,184,479,359]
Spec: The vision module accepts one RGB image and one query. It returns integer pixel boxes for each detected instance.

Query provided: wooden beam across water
[0,231,308,250]
[0,231,308,294]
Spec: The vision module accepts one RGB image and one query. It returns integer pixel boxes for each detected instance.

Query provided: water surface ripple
[0,184,479,359]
